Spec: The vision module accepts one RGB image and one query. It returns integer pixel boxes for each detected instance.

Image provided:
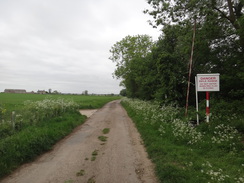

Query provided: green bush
[210,99,244,133]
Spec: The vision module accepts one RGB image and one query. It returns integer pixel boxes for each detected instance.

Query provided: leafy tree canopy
[109,35,155,98]
[144,0,244,52]
[110,1,244,103]
[109,35,154,84]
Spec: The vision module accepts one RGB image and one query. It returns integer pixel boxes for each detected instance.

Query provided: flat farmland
[0,93,121,111]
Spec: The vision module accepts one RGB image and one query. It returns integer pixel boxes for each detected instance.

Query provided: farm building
[4,89,26,93]
[37,90,46,94]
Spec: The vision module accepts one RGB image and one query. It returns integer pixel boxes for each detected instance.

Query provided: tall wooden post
[185,19,196,116]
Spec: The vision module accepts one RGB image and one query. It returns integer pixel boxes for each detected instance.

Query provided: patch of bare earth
[1,100,158,183]
[79,109,98,118]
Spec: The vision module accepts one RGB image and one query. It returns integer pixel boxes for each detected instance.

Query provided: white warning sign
[196,74,220,92]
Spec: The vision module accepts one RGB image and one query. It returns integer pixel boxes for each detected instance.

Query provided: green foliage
[209,99,244,133]
[91,150,98,161]
[145,0,243,39]
[110,1,244,104]
[109,35,155,98]
[102,128,110,134]
[109,35,154,79]
[119,89,127,96]
[0,105,6,120]
[76,169,85,176]
[92,150,98,156]
[122,98,244,183]
[98,136,108,142]
[144,0,244,101]
[150,25,191,104]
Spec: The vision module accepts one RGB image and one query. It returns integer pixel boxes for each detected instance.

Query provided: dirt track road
[1,100,158,183]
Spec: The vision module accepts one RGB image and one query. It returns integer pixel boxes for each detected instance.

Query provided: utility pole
[185,19,196,117]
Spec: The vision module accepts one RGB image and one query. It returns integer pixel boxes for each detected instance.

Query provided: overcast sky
[0,0,160,94]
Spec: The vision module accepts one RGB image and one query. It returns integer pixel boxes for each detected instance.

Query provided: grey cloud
[0,0,159,94]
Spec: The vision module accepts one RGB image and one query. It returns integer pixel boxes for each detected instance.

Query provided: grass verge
[0,111,86,179]
[121,98,244,183]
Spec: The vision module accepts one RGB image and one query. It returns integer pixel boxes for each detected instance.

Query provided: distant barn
[37,90,46,94]
[4,89,26,93]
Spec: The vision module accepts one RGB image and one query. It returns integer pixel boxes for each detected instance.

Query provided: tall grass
[122,98,244,183]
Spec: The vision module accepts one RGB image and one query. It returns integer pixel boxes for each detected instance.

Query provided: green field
[0,93,121,179]
[0,93,121,110]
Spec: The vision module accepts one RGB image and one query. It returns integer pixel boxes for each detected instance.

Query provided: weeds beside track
[122,98,244,183]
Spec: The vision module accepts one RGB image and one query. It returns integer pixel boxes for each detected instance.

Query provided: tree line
[110,0,244,106]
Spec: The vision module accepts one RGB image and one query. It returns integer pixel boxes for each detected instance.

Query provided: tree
[149,24,191,104]
[53,90,59,94]
[119,89,127,96]
[109,28,211,103]
[145,0,244,100]
[82,90,88,95]
[145,0,244,52]
[109,35,154,98]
